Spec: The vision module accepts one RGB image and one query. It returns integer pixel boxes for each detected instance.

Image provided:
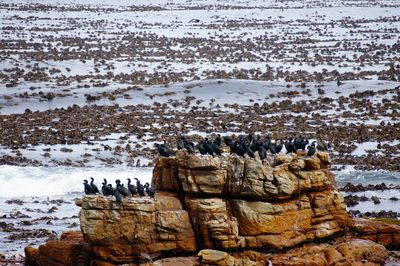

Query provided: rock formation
[25,150,400,265]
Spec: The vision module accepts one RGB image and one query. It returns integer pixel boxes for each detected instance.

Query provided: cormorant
[246,146,255,158]
[114,190,123,204]
[213,134,221,147]
[127,178,137,195]
[144,183,155,198]
[197,142,207,155]
[268,142,277,154]
[223,136,233,148]
[155,143,171,157]
[102,181,113,197]
[184,143,195,154]
[203,138,214,156]
[83,180,94,195]
[258,146,267,161]
[135,178,146,197]
[307,141,316,156]
[115,179,130,197]
[212,142,222,156]
[90,177,99,194]
[275,140,283,153]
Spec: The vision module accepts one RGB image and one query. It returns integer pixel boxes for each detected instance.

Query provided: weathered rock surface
[352,218,400,249]
[267,239,389,266]
[26,152,399,265]
[78,192,196,263]
[156,150,335,200]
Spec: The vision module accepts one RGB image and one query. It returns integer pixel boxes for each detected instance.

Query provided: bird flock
[83,177,155,203]
[155,133,331,160]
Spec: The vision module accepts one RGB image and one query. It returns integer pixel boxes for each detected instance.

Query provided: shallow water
[335,167,400,187]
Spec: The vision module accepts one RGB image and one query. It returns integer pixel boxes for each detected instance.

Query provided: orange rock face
[267,239,388,266]
[352,218,400,249]
[78,192,197,263]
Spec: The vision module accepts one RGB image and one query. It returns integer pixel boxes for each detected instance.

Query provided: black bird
[114,190,123,204]
[127,178,137,195]
[144,183,155,198]
[246,146,255,158]
[275,140,283,153]
[203,138,214,156]
[197,142,207,155]
[83,180,94,195]
[213,134,221,147]
[307,141,317,156]
[235,142,245,157]
[102,181,113,197]
[107,184,116,195]
[212,142,222,156]
[90,177,99,194]
[184,143,195,154]
[258,146,267,161]
[135,178,146,197]
[115,179,130,197]
[268,142,277,155]
[223,136,234,148]
[155,143,171,157]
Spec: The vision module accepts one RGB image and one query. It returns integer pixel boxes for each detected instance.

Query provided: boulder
[352,218,400,248]
[79,192,196,263]
[268,239,388,266]
[165,151,333,199]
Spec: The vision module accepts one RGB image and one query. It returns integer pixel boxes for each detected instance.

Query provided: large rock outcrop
[77,192,196,263]
[25,151,400,265]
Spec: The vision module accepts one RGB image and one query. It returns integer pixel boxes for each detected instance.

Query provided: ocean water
[1,165,399,198]
[334,166,400,187]
[0,165,153,197]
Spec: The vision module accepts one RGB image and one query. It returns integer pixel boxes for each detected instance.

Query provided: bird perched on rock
[258,146,267,161]
[197,142,207,155]
[307,141,316,156]
[90,177,99,194]
[83,180,94,195]
[135,178,145,197]
[144,183,155,198]
[155,143,171,157]
[115,179,130,197]
[127,178,137,195]
[102,179,114,197]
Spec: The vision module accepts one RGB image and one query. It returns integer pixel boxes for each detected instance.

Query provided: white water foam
[334,166,400,186]
[0,165,152,197]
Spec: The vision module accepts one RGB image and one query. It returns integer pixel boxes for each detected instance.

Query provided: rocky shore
[24,151,400,265]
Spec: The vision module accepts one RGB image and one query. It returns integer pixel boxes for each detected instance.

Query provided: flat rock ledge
[25,151,400,265]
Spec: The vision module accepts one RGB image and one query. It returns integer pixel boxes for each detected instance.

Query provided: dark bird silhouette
[246,146,255,158]
[127,178,137,195]
[197,142,208,155]
[275,140,283,153]
[213,134,221,147]
[90,177,99,194]
[307,141,317,156]
[102,180,114,197]
[155,143,171,157]
[144,183,155,198]
[223,136,234,148]
[115,179,130,197]
[83,180,94,195]
[203,138,214,156]
[212,143,222,156]
[258,146,267,161]
[135,178,145,197]
[184,143,195,154]
[114,190,123,204]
